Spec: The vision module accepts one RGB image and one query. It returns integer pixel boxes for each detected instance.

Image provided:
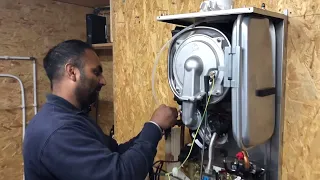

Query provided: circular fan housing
[168,26,231,104]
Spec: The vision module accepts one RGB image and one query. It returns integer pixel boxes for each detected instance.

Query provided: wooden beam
[92,43,113,50]
[54,0,110,8]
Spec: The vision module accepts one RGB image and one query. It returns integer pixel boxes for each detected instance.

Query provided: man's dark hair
[43,39,95,89]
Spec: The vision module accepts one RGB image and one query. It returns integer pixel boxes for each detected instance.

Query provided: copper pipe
[242,151,250,170]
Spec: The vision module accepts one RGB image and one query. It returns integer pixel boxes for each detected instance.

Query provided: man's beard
[75,73,100,110]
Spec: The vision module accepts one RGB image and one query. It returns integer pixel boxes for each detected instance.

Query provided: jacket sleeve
[40,122,162,180]
[110,134,140,154]
[112,124,162,154]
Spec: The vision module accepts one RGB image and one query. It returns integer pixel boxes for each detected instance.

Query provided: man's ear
[65,63,77,82]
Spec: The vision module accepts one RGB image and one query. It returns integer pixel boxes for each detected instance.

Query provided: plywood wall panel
[0,0,92,179]
[96,100,114,134]
[277,0,320,16]
[234,0,320,16]
[0,109,34,179]
[281,15,320,180]
[95,49,114,134]
[233,0,278,11]
[98,51,114,102]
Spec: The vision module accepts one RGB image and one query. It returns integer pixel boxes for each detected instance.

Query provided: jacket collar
[46,94,91,115]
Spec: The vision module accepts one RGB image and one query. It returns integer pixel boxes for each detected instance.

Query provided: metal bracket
[223,46,241,88]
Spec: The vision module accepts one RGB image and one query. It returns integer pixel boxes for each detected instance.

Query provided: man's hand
[151,104,178,130]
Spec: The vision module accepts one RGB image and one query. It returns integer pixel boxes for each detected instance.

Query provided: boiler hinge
[222,46,241,88]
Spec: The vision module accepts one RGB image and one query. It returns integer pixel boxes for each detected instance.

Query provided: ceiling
[54,0,110,8]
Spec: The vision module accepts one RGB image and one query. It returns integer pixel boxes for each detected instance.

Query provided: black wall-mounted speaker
[86,14,107,45]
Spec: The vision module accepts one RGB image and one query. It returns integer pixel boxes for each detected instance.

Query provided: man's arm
[112,135,140,154]
[40,122,162,180]
[107,133,140,154]
[111,123,163,154]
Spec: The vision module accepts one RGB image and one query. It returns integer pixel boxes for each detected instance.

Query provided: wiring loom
[149,160,182,180]
[149,80,215,180]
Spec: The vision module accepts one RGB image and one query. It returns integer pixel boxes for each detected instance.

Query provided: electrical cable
[151,160,180,180]
[150,17,211,179]
[165,80,215,179]
[153,160,179,166]
[154,172,183,180]
[159,162,164,180]
[154,161,163,180]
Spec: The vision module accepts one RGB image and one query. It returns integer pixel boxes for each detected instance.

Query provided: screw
[209,71,216,79]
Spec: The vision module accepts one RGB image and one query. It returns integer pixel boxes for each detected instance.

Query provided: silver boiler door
[231,16,276,149]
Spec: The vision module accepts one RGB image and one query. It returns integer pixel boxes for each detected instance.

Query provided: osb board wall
[112,0,204,162]
[0,0,112,179]
[113,0,320,180]
[94,11,114,135]
[93,49,114,134]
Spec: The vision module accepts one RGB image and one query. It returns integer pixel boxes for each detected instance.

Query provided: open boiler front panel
[157,7,288,180]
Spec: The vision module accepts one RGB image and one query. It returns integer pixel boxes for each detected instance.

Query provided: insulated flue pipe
[0,56,38,114]
[32,58,37,114]
[0,56,33,60]
[0,74,26,141]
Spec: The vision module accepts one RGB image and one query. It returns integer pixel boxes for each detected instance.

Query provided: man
[23,40,178,180]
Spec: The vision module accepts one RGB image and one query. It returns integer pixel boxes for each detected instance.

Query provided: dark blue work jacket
[23,94,162,180]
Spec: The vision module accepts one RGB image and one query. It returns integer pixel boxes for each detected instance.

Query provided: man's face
[75,49,106,109]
